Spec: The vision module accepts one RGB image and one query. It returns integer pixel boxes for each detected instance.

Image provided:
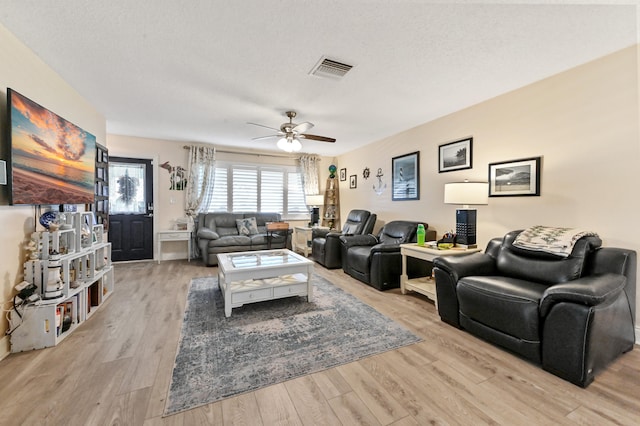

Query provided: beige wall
[337,45,640,328]
[0,24,106,358]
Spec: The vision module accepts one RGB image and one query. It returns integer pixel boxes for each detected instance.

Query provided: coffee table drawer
[231,288,272,304]
[274,283,308,297]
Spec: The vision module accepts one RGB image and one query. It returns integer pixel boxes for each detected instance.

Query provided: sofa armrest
[339,234,378,249]
[539,274,627,317]
[197,227,219,240]
[433,253,496,282]
[433,253,495,328]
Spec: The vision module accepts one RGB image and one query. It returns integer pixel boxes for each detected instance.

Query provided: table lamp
[305,194,324,227]
[444,181,489,248]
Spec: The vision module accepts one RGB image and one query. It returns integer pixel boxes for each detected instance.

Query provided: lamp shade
[444,182,489,206]
[305,194,324,206]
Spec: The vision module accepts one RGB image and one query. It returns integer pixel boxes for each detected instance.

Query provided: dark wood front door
[108,157,154,261]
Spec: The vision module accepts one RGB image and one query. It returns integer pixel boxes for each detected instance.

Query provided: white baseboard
[636,326,640,346]
[157,253,190,262]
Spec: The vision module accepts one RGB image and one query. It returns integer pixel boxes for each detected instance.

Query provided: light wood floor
[0,259,639,425]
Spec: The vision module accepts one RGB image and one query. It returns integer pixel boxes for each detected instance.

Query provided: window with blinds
[205,162,308,218]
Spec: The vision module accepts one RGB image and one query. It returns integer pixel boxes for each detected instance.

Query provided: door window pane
[109,162,146,214]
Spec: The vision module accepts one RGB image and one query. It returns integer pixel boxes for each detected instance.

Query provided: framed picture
[392,151,420,201]
[488,156,541,197]
[340,168,347,181]
[349,175,357,189]
[439,137,473,173]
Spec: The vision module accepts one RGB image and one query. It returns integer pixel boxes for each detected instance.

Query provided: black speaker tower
[310,207,320,227]
[455,209,477,248]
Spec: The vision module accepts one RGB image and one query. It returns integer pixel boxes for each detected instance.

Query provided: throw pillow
[236,217,259,236]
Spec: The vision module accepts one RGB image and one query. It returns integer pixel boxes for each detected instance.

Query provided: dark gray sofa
[195,212,290,266]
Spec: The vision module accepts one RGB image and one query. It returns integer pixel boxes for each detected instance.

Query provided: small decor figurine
[437,231,456,250]
[39,211,59,231]
[328,164,337,179]
[44,252,63,299]
[25,238,39,260]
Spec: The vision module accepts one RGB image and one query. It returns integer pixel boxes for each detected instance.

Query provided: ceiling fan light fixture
[251,111,335,150]
[277,137,290,151]
[277,137,302,152]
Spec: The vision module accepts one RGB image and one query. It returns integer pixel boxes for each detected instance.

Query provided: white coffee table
[217,249,314,317]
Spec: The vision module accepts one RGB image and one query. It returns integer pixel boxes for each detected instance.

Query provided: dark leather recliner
[433,230,636,387]
[340,221,436,291]
[311,210,376,269]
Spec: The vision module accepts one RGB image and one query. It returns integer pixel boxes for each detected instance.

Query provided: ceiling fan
[248,111,336,152]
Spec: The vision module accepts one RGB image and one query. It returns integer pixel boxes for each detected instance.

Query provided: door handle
[145,213,154,218]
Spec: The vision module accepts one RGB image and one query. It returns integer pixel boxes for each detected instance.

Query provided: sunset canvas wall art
[8,89,96,205]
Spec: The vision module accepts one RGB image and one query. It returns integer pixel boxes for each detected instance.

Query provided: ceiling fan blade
[247,122,282,132]
[252,134,283,141]
[292,121,314,134]
[300,134,336,143]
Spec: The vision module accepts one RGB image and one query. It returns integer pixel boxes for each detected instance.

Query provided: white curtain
[185,144,216,220]
[299,154,320,195]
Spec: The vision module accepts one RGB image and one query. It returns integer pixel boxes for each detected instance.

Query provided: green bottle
[417,224,425,246]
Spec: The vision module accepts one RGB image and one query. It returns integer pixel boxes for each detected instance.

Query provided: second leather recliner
[340,221,435,290]
[311,209,376,268]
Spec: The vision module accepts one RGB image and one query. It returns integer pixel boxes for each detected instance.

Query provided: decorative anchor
[373,168,387,195]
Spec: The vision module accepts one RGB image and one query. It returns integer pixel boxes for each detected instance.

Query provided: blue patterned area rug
[164,274,421,416]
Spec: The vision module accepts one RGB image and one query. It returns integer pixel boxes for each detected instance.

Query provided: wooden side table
[293,226,329,257]
[400,243,481,308]
[157,230,192,264]
[266,222,289,249]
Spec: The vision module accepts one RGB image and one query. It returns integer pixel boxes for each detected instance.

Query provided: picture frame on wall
[349,175,357,189]
[392,151,420,201]
[488,156,541,197]
[439,137,473,173]
[340,168,347,181]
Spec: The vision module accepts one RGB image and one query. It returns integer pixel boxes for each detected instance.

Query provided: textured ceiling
[0,1,637,156]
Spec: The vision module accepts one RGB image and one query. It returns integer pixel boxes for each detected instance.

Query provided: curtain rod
[183,145,310,159]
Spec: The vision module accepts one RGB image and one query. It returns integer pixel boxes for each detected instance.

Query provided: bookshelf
[321,176,340,230]
[94,143,109,231]
[10,212,114,352]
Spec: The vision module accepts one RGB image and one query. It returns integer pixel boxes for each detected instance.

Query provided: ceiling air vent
[309,57,353,79]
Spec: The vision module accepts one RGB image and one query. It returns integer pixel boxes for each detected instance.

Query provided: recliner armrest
[539,273,627,317]
[326,231,345,239]
[312,228,332,239]
[340,234,378,249]
[370,243,401,254]
[433,253,496,282]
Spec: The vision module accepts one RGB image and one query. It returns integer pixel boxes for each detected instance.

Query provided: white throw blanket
[513,225,599,257]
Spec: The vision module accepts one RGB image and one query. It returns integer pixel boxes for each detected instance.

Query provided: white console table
[400,243,480,308]
[157,230,191,264]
